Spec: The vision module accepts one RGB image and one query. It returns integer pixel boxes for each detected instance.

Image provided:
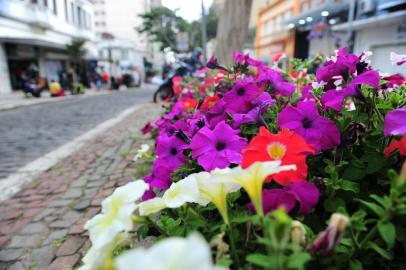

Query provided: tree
[189,6,219,50]
[66,38,87,63]
[215,0,252,65]
[137,7,190,52]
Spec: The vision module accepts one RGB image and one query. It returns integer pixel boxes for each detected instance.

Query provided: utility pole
[347,0,356,52]
[201,0,207,62]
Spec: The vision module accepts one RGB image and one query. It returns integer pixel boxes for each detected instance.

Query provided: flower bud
[310,213,349,256]
[290,221,306,245]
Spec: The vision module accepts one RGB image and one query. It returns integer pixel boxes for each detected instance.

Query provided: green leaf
[358,200,385,217]
[369,194,388,208]
[366,242,394,260]
[286,252,311,270]
[324,197,346,212]
[339,180,360,193]
[365,154,385,174]
[217,258,232,267]
[350,259,363,270]
[378,221,396,248]
[246,254,272,268]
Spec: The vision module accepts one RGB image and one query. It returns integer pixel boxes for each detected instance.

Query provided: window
[71,2,74,23]
[77,6,82,26]
[53,0,57,14]
[64,0,69,21]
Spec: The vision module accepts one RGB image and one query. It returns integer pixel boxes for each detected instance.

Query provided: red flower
[384,136,406,158]
[242,127,315,185]
[200,94,220,110]
[182,98,198,110]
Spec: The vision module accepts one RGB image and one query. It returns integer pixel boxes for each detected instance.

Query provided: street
[0,87,154,181]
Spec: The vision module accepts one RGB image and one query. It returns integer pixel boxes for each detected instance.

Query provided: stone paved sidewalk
[0,102,160,270]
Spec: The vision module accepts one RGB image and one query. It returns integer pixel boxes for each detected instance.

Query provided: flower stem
[227,224,241,269]
[359,225,377,249]
[145,216,169,237]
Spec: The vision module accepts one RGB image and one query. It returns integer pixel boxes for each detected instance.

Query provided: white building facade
[90,0,164,76]
[0,0,96,93]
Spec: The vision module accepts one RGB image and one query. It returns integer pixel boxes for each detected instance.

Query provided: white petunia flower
[194,170,241,224]
[311,80,327,90]
[84,180,148,249]
[133,144,150,161]
[138,174,204,216]
[114,233,225,270]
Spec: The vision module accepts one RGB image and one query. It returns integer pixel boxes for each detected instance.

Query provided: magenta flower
[278,101,340,151]
[321,70,380,111]
[384,108,406,137]
[222,78,261,113]
[156,133,188,169]
[141,188,156,201]
[258,69,296,97]
[190,121,247,171]
[310,213,349,256]
[149,161,173,189]
[205,99,229,127]
[231,93,275,128]
[248,181,319,215]
[141,122,154,134]
[233,51,266,67]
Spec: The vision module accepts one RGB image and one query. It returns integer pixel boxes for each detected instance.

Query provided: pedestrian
[49,79,65,97]
[101,70,110,89]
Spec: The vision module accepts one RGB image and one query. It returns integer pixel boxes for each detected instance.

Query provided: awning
[0,38,66,50]
[332,10,406,31]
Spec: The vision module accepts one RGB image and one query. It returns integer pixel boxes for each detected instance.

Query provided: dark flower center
[216,142,226,151]
[170,148,178,155]
[237,88,245,96]
[302,118,313,128]
[266,81,276,94]
[196,119,205,128]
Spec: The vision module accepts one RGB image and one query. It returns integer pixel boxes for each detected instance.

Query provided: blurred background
[0,0,405,95]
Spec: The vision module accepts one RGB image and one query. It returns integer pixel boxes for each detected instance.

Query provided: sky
[161,0,214,22]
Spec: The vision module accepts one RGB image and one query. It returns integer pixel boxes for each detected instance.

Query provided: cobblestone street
[0,100,161,270]
[0,87,153,180]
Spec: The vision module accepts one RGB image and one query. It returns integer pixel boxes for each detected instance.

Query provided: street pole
[201,0,207,63]
[347,0,356,53]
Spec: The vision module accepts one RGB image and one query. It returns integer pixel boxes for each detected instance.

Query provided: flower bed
[79,48,406,270]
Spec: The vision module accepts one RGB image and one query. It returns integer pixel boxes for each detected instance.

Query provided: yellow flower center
[267,142,286,160]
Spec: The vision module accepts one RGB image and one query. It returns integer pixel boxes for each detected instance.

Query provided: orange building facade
[255,0,299,63]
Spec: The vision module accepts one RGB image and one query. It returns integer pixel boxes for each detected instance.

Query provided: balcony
[0,0,52,29]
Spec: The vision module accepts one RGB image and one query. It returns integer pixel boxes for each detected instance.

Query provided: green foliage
[137,6,218,52]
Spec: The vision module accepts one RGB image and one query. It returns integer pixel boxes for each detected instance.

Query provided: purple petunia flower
[321,70,380,111]
[141,122,154,134]
[248,181,319,215]
[278,100,340,151]
[156,133,188,169]
[233,51,266,67]
[205,99,229,127]
[190,121,247,171]
[149,161,173,190]
[231,92,275,128]
[141,188,156,201]
[310,213,349,256]
[258,69,296,97]
[222,78,261,114]
[384,108,406,137]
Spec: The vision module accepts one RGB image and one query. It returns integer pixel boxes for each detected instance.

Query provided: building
[0,0,96,93]
[286,0,406,74]
[255,0,298,64]
[333,0,406,75]
[90,0,164,76]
